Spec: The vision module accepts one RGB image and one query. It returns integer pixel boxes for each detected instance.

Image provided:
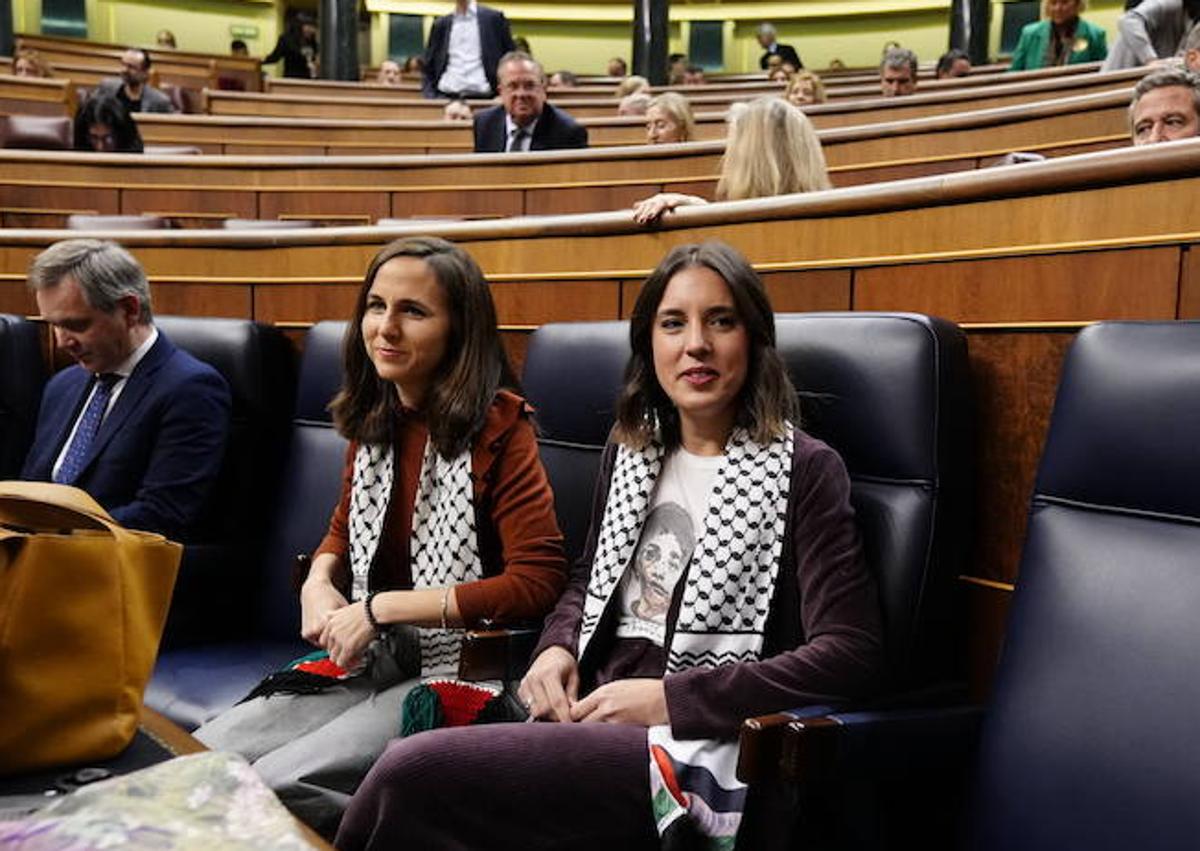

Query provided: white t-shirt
[614,448,721,646]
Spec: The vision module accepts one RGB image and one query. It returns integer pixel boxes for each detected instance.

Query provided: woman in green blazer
[1010,0,1109,70]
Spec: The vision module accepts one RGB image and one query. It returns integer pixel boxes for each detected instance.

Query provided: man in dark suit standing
[423,0,515,98]
[473,52,588,153]
[757,22,803,70]
[22,239,231,541]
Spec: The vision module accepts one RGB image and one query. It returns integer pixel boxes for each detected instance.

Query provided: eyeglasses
[500,79,543,93]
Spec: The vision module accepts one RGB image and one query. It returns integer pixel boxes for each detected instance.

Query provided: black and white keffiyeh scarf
[349,438,482,677]
[577,426,794,849]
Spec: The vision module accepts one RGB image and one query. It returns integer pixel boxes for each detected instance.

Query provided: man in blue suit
[473,52,588,153]
[21,239,231,541]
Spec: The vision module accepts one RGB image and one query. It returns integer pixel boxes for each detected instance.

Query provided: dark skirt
[336,721,661,850]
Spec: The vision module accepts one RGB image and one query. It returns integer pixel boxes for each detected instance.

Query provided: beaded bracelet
[440,587,450,631]
[364,590,383,635]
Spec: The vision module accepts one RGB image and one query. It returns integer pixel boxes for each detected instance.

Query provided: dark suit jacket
[472,102,588,153]
[22,330,231,541]
[759,42,803,70]
[423,4,515,97]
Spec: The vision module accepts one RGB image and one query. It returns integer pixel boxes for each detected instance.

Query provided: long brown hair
[613,240,798,450]
[330,236,517,456]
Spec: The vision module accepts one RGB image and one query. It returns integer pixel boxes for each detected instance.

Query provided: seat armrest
[738,706,837,784]
[736,682,968,784]
[781,704,984,783]
[457,627,540,682]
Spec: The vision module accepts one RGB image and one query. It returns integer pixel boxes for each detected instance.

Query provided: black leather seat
[520,322,631,562]
[781,320,1200,850]
[0,115,71,150]
[772,313,972,693]
[0,315,46,479]
[970,320,1200,850]
[152,316,296,647]
[147,321,345,730]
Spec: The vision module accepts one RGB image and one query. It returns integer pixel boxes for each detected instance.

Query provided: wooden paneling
[854,248,1182,322]
[525,184,655,216]
[122,188,257,222]
[0,184,118,219]
[965,329,1076,585]
[962,580,1013,701]
[500,329,533,377]
[258,190,389,225]
[398,188,523,219]
[0,279,36,315]
[252,283,361,325]
[490,279,620,324]
[1178,245,1200,319]
[831,157,976,187]
[762,270,853,312]
[150,282,253,318]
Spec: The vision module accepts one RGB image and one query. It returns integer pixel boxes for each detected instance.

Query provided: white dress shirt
[504,113,539,152]
[438,1,491,95]
[52,326,159,480]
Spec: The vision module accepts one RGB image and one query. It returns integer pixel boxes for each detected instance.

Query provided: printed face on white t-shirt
[631,523,689,623]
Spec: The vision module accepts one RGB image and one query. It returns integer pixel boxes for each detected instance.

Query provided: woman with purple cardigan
[337,240,884,850]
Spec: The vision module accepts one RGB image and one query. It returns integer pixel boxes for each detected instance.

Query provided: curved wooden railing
[0,88,1134,226]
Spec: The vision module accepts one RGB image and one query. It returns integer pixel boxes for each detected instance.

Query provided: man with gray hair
[880,47,919,96]
[756,22,803,70]
[21,239,231,540]
[1129,67,1200,143]
[472,51,588,152]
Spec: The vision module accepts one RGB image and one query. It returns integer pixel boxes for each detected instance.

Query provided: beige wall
[11,0,1135,75]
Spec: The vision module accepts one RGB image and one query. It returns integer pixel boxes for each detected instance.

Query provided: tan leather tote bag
[0,481,181,775]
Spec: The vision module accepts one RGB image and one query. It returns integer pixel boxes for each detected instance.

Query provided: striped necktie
[54,373,119,485]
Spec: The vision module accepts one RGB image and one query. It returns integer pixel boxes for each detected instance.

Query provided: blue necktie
[54,373,119,485]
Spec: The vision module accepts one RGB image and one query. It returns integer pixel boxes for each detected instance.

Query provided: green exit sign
[230,25,259,39]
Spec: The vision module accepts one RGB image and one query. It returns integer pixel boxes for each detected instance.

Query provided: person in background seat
[1130,66,1200,143]
[22,239,230,540]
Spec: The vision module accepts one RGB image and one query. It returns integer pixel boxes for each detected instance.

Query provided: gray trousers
[195,674,419,838]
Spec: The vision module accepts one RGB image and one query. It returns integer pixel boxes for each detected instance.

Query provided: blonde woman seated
[618,91,652,116]
[645,92,695,144]
[13,48,53,78]
[616,74,651,98]
[633,97,831,224]
[786,70,826,106]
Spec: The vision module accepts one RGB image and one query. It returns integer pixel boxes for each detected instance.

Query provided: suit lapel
[79,333,173,475]
[37,370,92,476]
[530,105,554,151]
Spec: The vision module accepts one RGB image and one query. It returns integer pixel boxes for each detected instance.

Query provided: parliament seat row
[7,311,1196,848]
[263,61,1097,105]
[0,78,1127,158]
[0,310,974,765]
[200,67,1144,136]
[0,88,1134,227]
